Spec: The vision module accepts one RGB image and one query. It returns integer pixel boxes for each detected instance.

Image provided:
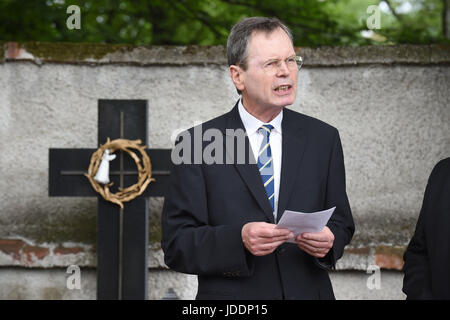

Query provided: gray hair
[227,17,293,70]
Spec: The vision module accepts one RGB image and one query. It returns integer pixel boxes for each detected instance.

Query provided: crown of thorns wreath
[85,138,154,209]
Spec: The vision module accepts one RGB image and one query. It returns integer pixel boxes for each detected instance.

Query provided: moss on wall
[2,42,448,66]
[21,41,133,62]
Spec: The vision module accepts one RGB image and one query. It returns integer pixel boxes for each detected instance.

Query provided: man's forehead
[247,28,294,59]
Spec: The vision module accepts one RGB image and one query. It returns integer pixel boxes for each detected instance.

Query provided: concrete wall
[0,42,449,299]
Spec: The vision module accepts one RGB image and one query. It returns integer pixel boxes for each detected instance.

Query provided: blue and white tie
[257,124,275,211]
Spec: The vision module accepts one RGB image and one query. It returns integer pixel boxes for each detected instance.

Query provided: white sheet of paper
[276,207,335,243]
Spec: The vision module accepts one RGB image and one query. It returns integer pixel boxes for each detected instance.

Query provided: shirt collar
[238,99,283,135]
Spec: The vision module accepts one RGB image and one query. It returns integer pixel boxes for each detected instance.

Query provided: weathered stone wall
[0,42,449,299]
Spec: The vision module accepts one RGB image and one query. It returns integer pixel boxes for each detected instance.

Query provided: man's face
[240,28,298,111]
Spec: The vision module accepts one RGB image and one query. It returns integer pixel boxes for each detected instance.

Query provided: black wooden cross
[49,100,171,299]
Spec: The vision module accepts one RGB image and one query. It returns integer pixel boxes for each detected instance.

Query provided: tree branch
[384,0,404,22]
[175,1,226,39]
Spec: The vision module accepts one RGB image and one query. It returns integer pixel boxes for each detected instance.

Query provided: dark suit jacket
[161,102,355,300]
[403,157,450,299]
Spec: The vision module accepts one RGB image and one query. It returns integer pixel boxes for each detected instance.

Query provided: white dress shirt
[238,99,283,219]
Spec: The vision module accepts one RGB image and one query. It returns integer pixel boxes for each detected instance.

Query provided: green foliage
[375,0,446,44]
[0,0,447,46]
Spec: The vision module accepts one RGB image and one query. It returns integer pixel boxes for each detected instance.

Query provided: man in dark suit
[161,17,355,300]
[403,158,450,299]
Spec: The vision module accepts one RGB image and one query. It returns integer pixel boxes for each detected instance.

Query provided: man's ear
[229,65,245,92]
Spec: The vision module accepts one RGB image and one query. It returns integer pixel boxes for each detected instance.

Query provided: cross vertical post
[49,99,172,299]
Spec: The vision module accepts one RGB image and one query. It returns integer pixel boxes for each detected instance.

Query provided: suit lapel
[223,103,275,223]
[276,108,307,223]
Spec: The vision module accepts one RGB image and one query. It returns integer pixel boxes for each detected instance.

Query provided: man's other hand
[295,226,334,258]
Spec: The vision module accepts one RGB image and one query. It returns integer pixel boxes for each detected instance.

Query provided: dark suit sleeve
[402,167,436,299]
[161,142,253,277]
[318,129,355,270]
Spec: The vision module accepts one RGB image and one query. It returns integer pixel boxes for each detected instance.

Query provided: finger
[243,224,273,240]
[302,227,334,242]
[297,240,327,253]
[252,246,276,256]
[259,226,292,238]
[272,233,294,242]
[245,238,276,252]
[297,244,328,258]
[257,233,294,244]
[255,239,286,252]
[297,241,329,255]
[296,238,332,249]
[296,242,316,256]
[251,239,288,256]
[300,232,330,242]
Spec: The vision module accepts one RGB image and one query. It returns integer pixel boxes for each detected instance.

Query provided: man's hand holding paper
[296,226,335,258]
[276,207,336,258]
[242,222,294,256]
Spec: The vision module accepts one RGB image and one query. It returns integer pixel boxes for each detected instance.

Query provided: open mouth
[273,84,292,93]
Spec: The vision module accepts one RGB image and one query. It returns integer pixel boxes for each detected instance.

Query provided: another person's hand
[242,222,293,256]
[295,226,334,258]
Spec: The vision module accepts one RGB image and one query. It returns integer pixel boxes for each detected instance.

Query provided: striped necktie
[257,124,275,211]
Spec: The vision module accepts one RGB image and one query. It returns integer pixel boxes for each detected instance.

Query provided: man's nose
[276,61,290,76]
